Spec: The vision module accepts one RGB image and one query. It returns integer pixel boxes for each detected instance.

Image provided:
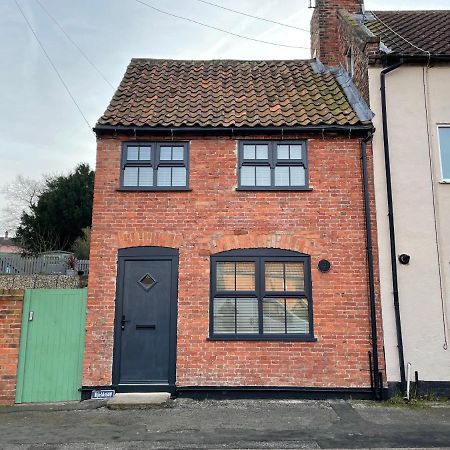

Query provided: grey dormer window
[121,142,189,190]
[238,141,309,190]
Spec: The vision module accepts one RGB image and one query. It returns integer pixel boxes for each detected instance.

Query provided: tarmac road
[1,398,450,449]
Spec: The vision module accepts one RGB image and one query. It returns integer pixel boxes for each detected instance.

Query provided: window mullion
[269,143,275,187]
[154,144,160,187]
[255,258,262,334]
[154,144,160,168]
[234,298,237,334]
[270,142,276,169]
[284,298,288,334]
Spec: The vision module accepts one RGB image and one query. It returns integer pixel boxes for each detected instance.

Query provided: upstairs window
[238,141,308,190]
[438,126,450,182]
[121,142,189,190]
[210,249,314,340]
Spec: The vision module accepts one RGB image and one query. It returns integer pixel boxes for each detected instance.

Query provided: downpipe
[380,61,407,394]
[361,140,381,400]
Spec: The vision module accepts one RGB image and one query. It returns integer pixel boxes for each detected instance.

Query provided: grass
[385,388,449,408]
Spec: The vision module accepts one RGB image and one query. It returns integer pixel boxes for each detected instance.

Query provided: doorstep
[107,392,171,409]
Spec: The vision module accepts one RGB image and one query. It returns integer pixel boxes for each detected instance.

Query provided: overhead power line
[133,0,309,49]
[35,0,115,90]
[194,0,309,32]
[14,0,92,131]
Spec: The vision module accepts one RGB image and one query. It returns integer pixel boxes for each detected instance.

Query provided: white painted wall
[369,64,450,382]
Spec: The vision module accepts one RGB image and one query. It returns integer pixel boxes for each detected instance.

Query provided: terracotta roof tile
[97,59,365,128]
[365,10,450,56]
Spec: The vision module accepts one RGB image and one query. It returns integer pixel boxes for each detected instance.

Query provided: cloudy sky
[0,0,448,231]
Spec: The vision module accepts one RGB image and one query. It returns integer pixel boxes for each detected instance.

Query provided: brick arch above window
[211,233,317,256]
[212,248,310,258]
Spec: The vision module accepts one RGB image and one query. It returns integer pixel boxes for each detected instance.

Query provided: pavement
[1,398,450,449]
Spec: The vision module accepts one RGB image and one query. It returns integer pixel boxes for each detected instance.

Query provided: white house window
[121,142,189,190]
[438,126,450,181]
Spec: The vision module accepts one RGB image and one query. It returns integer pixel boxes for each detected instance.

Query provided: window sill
[236,187,313,192]
[116,187,192,192]
[438,180,450,184]
[208,335,317,342]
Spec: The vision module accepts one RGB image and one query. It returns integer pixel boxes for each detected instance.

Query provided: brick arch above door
[116,232,183,250]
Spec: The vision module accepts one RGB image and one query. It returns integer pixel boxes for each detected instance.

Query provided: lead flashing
[310,60,374,124]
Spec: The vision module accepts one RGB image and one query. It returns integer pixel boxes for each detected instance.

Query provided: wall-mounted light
[398,254,411,265]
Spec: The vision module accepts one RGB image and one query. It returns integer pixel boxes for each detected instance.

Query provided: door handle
[121,315,130,331]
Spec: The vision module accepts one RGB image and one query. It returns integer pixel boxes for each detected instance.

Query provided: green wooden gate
[15,289,87,403]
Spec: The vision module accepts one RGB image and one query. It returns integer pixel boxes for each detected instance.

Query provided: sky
[0,0,448,232]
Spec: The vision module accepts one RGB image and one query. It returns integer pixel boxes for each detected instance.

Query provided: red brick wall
[335,10,380,102]
[0,289,23,405]
[311,0,363,66]
[83,133,384,388]
[311,2,381,103]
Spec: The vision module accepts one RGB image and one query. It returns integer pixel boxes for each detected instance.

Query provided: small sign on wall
[91,389,115,399]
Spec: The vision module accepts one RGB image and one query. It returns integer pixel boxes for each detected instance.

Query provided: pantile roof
[365,10,450,56]
[97,59,369,129]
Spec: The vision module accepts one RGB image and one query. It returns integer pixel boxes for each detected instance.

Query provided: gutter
[361,139,381,400]
[380,61,407,394]
[384,54,450,64]
[93,124,374,136]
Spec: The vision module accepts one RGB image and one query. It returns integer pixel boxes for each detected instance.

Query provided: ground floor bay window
[209,249,315,341]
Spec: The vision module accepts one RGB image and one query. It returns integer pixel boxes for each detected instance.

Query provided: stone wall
[0,275,80,290]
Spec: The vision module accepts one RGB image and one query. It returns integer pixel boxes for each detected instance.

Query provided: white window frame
[437,125,450,183]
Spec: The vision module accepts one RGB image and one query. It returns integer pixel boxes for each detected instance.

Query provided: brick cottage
[83,27,385,397]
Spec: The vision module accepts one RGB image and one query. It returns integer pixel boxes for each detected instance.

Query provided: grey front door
[113,247,178,388]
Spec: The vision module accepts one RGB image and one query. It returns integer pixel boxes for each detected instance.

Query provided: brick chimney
[311,0,364,66]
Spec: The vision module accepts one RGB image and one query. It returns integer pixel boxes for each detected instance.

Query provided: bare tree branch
[0,175,46,234]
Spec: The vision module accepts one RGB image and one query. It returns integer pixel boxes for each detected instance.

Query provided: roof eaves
[93,124,374,135]
[383,53,450,62]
